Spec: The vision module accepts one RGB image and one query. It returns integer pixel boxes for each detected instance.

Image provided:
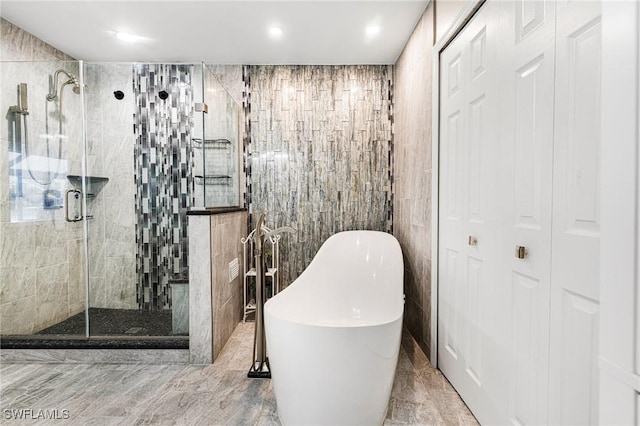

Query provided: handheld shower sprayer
[19,83,28,113]
[9,83,29,115]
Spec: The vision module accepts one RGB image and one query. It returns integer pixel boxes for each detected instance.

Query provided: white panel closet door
[439,1,557,424]
[438,5,471,402]
[497,1,555,425]
[438,11,467,394]
[495,1,556,424]
[549,1,602,424]
[437,3,503,424]
[439,1,602,424]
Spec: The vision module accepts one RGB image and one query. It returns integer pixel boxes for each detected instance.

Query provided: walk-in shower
[0,61,242,348]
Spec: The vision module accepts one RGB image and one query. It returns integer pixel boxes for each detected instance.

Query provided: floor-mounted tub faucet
[248,213,295,379]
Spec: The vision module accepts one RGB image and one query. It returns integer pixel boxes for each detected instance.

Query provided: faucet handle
[263,227,296,241]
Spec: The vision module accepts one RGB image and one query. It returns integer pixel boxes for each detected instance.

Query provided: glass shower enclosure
[0,61,241,346]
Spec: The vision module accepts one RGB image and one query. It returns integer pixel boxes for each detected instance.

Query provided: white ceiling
[0,1,429,64]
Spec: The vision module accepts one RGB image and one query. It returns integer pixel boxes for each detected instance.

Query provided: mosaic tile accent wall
[133,64,194,311]
[242,66,252,231]
[245,65,393,287]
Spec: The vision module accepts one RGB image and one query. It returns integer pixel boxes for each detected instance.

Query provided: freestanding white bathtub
[264,230,404,426]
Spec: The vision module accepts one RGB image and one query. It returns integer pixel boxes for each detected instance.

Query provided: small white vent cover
[229,258,239,282]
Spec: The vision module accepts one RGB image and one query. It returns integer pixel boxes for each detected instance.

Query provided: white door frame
[430,0,485,365]
[599,1,639,424]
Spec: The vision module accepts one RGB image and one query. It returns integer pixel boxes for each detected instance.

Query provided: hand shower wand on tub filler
[248,213,296,379]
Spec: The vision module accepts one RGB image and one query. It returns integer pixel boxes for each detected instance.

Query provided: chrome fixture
[46,69,84,101]
[65,189,83,222]
[24,68,87,186]
[247,212,295,379]
[194,102,208,113]
[515,245,528,259]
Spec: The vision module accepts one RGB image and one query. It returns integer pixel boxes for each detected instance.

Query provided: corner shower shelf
[192,138,231,149]
[194,175,231,186]
[66,175,109,197]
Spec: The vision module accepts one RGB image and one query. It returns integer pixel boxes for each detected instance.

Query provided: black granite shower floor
[35,308,179,337]
[1,308,188,349]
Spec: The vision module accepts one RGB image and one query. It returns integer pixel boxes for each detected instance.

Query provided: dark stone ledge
[0,336,189,350]
[187,207,247,216]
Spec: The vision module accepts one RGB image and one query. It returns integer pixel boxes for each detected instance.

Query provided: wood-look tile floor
[0,323,478,425]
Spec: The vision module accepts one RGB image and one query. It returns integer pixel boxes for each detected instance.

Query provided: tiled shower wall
[133,64,195,311]
[0,18,84,334]
[394,4,435,359]
[204,65,244,107]
[246,65,393,287]
[84,63,137,310]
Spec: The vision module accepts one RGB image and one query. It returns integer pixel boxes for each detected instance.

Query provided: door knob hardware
[515,245,527,259]
[468,236,478,246]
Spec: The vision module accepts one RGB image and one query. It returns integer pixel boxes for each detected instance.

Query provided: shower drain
[124,327,145,334]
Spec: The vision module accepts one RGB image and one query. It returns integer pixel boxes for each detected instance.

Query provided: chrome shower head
[72,81,87,94]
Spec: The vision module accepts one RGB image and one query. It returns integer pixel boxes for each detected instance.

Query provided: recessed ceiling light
[115,31,142,43]
[365,25,381,37]
[269,26,283,38]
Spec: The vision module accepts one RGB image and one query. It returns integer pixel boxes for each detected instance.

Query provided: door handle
[515,245,527,259]
[65,189,83,222]
[468,236,478,246]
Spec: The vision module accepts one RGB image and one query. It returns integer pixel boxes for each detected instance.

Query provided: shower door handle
[65,189,83,222]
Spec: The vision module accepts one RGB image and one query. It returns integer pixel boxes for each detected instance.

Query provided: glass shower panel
[0,60,87,337]
[82,62,139,336]
[200,65,242,208]
[82,62,200,339]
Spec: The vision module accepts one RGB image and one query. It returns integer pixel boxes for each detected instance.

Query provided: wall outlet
[229,258,239,282]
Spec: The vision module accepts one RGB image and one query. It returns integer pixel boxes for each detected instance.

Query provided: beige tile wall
[0,18,72,62]
[393,4,435,359]
[210,211,247,360]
